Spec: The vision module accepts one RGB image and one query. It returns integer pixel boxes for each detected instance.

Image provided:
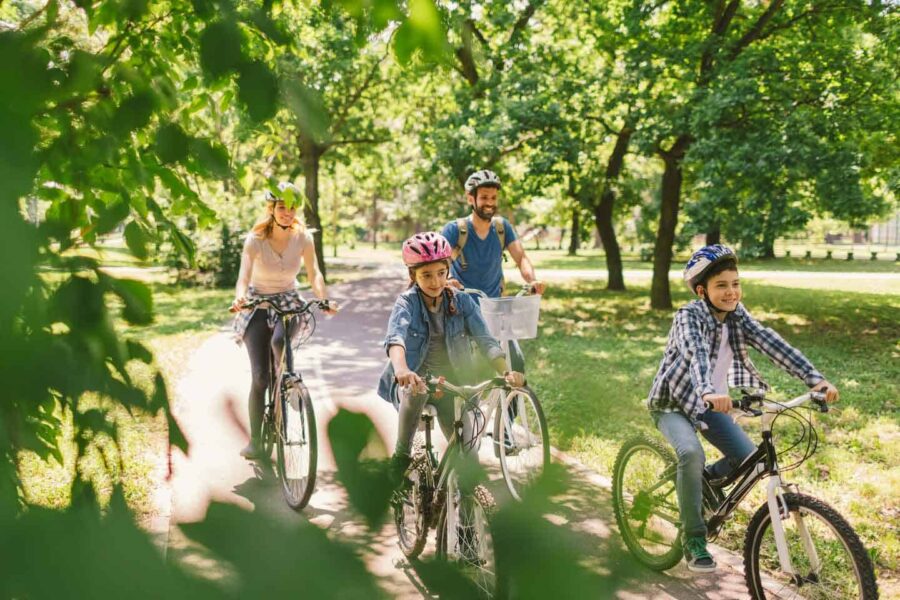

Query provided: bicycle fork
[766,476,821,584]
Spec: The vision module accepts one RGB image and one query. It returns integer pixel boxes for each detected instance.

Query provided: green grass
[523,279,900,579]
[526,248,900,273]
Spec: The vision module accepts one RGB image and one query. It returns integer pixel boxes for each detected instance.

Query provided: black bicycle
[392,375,508,598]
[612,390,879,599]
[237,296,331,511]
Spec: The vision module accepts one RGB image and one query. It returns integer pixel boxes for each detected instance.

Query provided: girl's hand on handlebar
[810,380,839,403]
[395,368,426,393]
[322,300,339,316]
[703,393,732,413]
[446,279,464,290]
[504,370,526,388]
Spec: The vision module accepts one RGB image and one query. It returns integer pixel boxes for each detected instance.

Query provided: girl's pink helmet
[402,232,453,267]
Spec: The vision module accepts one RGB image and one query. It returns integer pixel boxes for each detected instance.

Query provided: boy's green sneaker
[684,536,716,573]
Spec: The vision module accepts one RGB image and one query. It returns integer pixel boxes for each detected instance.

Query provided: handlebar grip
[809,391,829,412]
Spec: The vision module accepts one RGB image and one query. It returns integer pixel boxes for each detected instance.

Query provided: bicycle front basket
[479,295,541,340]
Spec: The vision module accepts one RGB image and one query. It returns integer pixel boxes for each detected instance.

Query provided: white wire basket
[479,295,542,341]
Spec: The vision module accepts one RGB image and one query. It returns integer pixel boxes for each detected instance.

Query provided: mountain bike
[612,390,879,599]
[466,285,550,501]
[236,296,332,511]
[392,374,509,598]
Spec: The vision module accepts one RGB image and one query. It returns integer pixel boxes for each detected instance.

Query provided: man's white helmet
[464,169,502,194]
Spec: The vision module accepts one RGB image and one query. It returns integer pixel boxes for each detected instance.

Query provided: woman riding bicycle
[231,181,337,459]
[376,232,525,483]
[647,244,838,573]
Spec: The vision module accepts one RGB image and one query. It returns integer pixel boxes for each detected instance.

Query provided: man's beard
[474,205,495,220]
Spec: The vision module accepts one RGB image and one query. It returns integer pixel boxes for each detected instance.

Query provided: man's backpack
[450,216,506,272]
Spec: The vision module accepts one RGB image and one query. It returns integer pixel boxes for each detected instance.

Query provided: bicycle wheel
[494,385,550,501]
[393,454,432,559]
[743,492,879,599]
[611,435,684,570]
[275,379,317,510]
[436,472,500,599]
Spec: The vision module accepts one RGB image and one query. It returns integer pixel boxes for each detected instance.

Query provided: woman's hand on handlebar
[395,368,426,394]
[702,393,732,413]
[810,380,839,403]
[229,296,248,313]
[321,299,339,316]
[446,279,464,290]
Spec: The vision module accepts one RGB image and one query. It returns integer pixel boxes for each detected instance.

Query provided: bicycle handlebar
[424,374,509,400]
[461,282,537,299]
[704,391,829,415]
[230,297,333,315]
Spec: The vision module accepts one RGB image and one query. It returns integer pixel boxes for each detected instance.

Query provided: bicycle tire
[275,379,317,510]
[436,474,501,599]
[494,385,550,501]
[743,492,879,599]
[612,434,684,570]
[393,453,432,559]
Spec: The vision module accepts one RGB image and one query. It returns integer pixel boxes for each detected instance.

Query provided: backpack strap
[493,216,507,294]
[451,217,469,271]
[492,216,506,250]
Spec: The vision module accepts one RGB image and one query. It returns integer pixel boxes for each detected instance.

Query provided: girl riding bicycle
[376,232,525,482]
[647,244,838,573]
[231,181,337,459]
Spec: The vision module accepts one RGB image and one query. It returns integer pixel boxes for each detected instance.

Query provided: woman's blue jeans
[654,410,757,539]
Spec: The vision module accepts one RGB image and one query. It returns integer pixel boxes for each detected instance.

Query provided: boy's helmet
[265,181,300,202]
[684,244,737,293]
[464,169,502,194]
[402,232,453,267]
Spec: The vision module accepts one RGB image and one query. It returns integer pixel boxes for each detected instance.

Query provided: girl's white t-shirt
[244,229,311,294]
[711,323,733,395]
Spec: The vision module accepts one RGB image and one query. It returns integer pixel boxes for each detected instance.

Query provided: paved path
[162,270,759,598]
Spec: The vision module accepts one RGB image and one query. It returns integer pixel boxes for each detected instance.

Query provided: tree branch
[726,0,785,63]
[16,0,51,30]
[325,138,390,148]
[455,19,481,86]
[699,0,740,80]
[330,45,391,137]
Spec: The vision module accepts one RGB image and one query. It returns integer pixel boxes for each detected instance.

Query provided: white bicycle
[466,285,550,501]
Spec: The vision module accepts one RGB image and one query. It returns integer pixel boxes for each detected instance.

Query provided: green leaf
[125,339,153,364]
[106,277,154,325]
[189,139,231,178]
[237,61,279,123]
[199,20,245,80]
[123,220,151,260]
[155,124,190,165]
[169,225,196,266]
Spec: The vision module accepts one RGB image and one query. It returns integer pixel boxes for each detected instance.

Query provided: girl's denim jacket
[377,285,504,404]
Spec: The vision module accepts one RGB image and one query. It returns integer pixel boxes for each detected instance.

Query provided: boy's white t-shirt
[711,323,733,395]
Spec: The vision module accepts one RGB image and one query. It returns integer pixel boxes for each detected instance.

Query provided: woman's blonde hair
[250,201,306,239]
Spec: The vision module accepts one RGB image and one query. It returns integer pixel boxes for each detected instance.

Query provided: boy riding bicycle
[647,244,838,573]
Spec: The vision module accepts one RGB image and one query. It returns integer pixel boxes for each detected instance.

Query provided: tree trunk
[651,137,690,309]
[592,126,632,291]
[371,193,380,249]
[301,135,327,279]
[567,207,579,256]
[706,225,721,246]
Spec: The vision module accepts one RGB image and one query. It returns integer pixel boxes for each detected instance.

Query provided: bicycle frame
[703,392,827,580]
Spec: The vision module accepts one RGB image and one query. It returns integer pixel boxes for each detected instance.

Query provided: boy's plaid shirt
[647,300,824,419]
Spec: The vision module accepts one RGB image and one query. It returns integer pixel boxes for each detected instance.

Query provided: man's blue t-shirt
[441,217,518,298]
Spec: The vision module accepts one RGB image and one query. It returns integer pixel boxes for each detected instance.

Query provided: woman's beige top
[235,228,312,296]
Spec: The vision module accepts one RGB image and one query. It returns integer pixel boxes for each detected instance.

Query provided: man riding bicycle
[441,169,546,374]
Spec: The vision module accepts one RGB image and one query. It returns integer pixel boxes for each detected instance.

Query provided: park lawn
[523,279,900,580]
[526,248,900,273]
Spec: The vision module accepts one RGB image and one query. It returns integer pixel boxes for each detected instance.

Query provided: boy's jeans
[654,410,756,539]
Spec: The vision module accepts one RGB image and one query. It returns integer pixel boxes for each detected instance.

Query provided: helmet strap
[275,222,292,231]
